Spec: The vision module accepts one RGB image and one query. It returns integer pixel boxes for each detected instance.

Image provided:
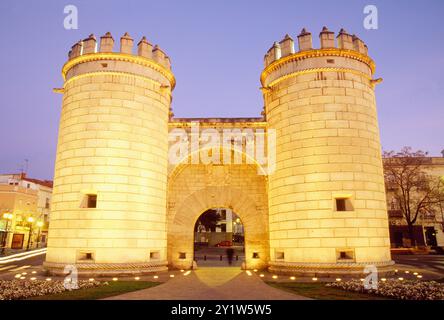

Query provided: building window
[77,251,94,262]
[45,198,50,209]
[150,251,160,260]
[335,198,353,211]
[275,251,285,260]
[390,198,397,210]
[336,249,355,262]
[87,195,97,208]
[252,252,260,259]
[336,199,346,211]
[81,194,97,208]
[179,252,186,260]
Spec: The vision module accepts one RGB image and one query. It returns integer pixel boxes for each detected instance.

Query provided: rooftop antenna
[24,159,29,175]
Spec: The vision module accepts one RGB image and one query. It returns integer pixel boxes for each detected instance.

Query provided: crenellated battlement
[67,32,172,71]
[261,27,375,88]
[63,32,175,89]
[263,27,370,68]
[264,27,369,67]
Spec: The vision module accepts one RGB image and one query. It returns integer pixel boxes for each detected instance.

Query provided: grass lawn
[29,281,160,300]
[266,282,391,300]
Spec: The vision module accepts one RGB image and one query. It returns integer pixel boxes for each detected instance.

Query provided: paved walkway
[393,254,444,276]
[106,267,309,300]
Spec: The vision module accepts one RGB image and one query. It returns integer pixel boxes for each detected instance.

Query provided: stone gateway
[44,27,393,276]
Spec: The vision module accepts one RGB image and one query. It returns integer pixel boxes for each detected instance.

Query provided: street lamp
[36,221,43,248]
[1,212,13,255]
[26,216,34,251]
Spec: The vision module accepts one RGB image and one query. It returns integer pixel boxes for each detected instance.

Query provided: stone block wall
[263,28,392,274]
[44,33,174,275]
[166,156,269,270]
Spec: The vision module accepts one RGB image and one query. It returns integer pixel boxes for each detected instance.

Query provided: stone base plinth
[268,260,395,277]
[43,261,168,277]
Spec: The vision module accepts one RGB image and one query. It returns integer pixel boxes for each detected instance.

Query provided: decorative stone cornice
[43,261,168,276]
[62,52,176,89]
[264,67,373,89]
[261,48,375,87]
[269,260,395,275]
[168,119,267,128]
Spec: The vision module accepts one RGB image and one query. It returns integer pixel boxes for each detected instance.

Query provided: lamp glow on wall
[2,213,13,220]
[1,212,13,254]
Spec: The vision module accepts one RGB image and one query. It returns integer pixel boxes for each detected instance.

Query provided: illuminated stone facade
[263,28,391,274]
[45,28,393,276]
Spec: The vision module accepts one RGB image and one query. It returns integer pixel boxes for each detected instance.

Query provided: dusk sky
[0,0,443,180]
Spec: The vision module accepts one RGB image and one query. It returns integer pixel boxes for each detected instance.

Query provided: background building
[384,157,444,249]
[0,173,52,252]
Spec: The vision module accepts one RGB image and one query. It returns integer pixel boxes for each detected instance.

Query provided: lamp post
[36,221,43,248]
[26,216,34,251]
[1,212,13,255]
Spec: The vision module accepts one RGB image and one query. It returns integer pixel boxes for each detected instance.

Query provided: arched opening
[167,183,269,271]
[166,146,269,271]
[194,208,245,267]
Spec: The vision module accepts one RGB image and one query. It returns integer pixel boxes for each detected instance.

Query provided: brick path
[106,267,309,300]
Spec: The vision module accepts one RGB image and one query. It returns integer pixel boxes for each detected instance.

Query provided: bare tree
[383,147,444,247]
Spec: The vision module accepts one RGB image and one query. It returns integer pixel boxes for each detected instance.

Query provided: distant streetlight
[1,212,13,255]
[26,216,35,251]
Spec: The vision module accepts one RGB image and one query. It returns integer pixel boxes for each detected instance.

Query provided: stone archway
[166,162,269,270]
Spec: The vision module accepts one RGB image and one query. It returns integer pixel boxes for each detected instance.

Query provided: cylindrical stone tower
[262,27,393,275]
[44,32,175,275]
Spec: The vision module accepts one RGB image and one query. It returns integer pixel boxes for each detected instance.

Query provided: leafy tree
[194,209,222,232]
[383,147,444,247]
